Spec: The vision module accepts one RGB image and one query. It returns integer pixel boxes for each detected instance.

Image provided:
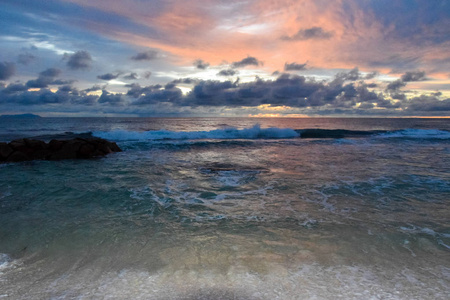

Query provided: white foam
[0,253,12,272]
[93,124,299,141]
[7,263,448,299]
[378,129,450,139]
[400,225,450,249]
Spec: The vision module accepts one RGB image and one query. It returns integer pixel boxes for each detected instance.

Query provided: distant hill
[0,113,42,119]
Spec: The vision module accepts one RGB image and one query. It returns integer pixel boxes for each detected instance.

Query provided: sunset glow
[1,0,449,116]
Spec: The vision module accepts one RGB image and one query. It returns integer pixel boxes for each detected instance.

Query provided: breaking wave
[91,126,450,142]
[377,128,450,139]
[93,125,299,141]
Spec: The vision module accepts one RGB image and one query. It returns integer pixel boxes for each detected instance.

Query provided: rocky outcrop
[0,137,121,163]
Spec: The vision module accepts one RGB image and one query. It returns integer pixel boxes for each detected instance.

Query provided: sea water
[0,117,449,299]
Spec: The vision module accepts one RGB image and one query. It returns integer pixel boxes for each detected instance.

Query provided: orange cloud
[64,0,450,81]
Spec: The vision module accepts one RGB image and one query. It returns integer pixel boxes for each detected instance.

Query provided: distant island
[0,113,42,119]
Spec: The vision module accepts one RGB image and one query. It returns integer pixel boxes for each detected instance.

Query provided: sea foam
[379,128,450,139]
[93,125,299,141]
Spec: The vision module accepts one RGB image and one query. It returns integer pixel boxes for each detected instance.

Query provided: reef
[0,137,121,163]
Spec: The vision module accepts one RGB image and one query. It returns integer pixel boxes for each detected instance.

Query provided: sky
[1,0,450,117]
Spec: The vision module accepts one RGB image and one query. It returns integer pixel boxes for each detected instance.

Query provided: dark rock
[24,139,47,150]
[0,143,13,160]
[78,144,96,158]
[48,140,83,160]
[49,139,64,151]
[6,151,30,162]
[1,137,121,163]
[9,139,27,151]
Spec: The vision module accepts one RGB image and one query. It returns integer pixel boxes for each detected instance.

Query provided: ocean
[0,117,449,299]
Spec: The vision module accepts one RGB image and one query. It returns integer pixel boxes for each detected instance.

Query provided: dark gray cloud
[26,68,62,88]
[83,84,105,93]
[384,71,427,92]
[386,79,406,91]
[401,70,427,82]
[0,89,68,105]
[143,71,152,79]
[334,67,361,82]
[131,50,158,61]
[2,72,448,116]
[40,68,62,78]
[170,78,200,85]
[0,84,101,106]
[126,83,163,98]
[231,56,262,68]
[284,62,307,71]
[57,85,74,93]
[365,72,379,80]
[17,53,37,65]
[167,73,407,112]
[2,83,28,94]
[282,27,333,41]
[52,79,76,85]
[0,62,16,80]
[132,87,182,105]
[391,93,407,100]
[97,73,120,80]
[405,95,450,112]
[217,69,237,76]
[123,72,138,80]
[65,51,93,70]
[194,59,210,69]
[98,90,125,105]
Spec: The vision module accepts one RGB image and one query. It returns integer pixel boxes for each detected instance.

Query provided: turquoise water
[0,118,449,299]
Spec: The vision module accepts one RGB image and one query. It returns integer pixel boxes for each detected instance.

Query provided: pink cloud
[63,0,450,78]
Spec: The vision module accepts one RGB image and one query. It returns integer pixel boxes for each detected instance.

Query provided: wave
[377,128,450,139]
[297,129,386,139]
[93,125,300,141]
[89,127,450,142]
[298,128,450,139]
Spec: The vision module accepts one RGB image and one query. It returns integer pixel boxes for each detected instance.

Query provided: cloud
[26,68,62,88]
[0,75,446,116]
[52,79,76,85]
[0,88,69,105]
[401,70,427,82]
[334,67,361,82]
[98,90,125,105]
[405,95,450,112]
[364,71,379,80]
[97,73,120,80]
[17,53,37,65]
[231,56,262,68]
[132,86,182,105]
[194,59,210,69]
[131,50,158,61]
[282,27,333,41]
[126,83,163,98]
[2,83,28,94]
[0,62,16,80]
[217,69,237,76]
[284,62,307,71]
[384,70,427,92]
[143,71,152,79]
[385,79,406,91]
[170,78,200,85]
[40,68,62,78]
[83,84,105,93]
[123,72,139,80]
[64,51,93,70]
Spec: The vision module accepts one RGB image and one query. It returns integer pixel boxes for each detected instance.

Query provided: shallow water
[0,118,449,299]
